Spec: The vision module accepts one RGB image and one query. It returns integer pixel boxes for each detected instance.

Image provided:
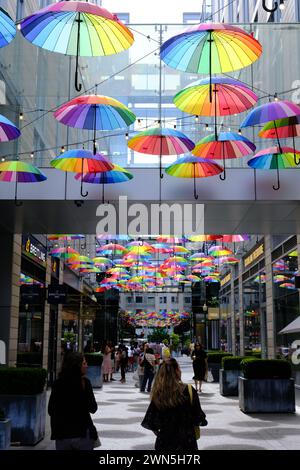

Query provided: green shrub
[222,356,245,370]
[207,352,233,364]
[244,350,261,358]
[0,368,47,394]
[85,353,103,366]
[17,352,42,367]
[241,359,292,379]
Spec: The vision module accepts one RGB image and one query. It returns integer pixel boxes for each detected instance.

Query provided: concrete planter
[0,391,46,445]
[239,377,295,413]
[0,419,11,449]
[220,369,240,396]
[208,363,221,382]
[86,365,103,388]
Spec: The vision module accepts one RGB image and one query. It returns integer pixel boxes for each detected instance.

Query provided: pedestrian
[140,347,156,393]
[161,339,171,361]
[119,345,128,383]
[48,352,98,450]
[102,344,112,383]
[191,343,208,393]
[141,358,206,452]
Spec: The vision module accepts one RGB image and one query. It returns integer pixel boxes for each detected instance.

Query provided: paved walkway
[14,356,300,450]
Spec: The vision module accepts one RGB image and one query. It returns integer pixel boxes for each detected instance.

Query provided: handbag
[187,384,200,440]
[206,369,214,383]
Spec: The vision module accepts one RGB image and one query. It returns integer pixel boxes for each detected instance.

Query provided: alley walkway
[14,356,300,451]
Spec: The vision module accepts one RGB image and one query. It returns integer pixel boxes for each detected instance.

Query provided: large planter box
[0,391,46,445]
[239,377,295,413]
[0,419,11,449]
[220,369,240,396]
[86,365,103,388]
[208,363,221,382]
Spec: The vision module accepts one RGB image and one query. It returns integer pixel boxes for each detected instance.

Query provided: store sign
[22,235,46,267]
[244,243,264,268]
[20,285,45,304]
[220,273,231,287]
[47,285,67,304]
[208,308,220,320]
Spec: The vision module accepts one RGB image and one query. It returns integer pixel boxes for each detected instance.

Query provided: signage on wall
[220,273,231,287]
[47,284,67,304]
[20,284,45,304]
[22,235,47,267]
[244,243,264,268]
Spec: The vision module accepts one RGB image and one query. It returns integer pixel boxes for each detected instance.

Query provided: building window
[136,296,143,303]
[171,296,178,303]
[159,296,167,304]
[126,296,132,303]
[184,296,191,303]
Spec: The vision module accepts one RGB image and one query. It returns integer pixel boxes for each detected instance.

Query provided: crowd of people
[48,340,208,452]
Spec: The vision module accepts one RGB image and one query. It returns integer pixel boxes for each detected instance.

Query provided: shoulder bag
[187,384,200,440]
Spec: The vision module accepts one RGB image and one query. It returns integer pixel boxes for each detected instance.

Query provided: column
[230,268,236,354]
[264,235,276,358]
[0,234,22,366]
[42,256,52,369]
[56,261,64,374]
[238,259,245,356]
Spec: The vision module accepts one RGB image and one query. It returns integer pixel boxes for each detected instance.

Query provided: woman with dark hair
[192,343,208,393]
[141,358,206,452]
[48,352,98,450]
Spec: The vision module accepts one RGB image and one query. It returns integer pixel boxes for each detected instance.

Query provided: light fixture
[19,112,23,120]
[279,0,285,10]
[274,93,279,102]
[202,302,208,312]
[61,145,65,153]
[125,132,129,140]
[30,152,34,158]
[195,115,199,122]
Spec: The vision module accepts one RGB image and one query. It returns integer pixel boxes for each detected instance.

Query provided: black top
[193,349,207,380]
[48,376,98,440]
[141,384,206,452]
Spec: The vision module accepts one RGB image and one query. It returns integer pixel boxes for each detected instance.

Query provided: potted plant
[239,359,295,413]
[207,352,233,382]
[85,353,104,388]
[0,367,47,445]
[219,356,245,396]
[0,408,11,450]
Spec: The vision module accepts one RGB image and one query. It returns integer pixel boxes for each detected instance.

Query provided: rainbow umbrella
[221,234,250,243]
[208,245,232,256]
[279,283,296,289]
[97,234,129,241]
[75,164,133,203]
[188,234,222,242]
[161,23,262,101]
[50,247,79,258]
[248,146,300,191]
[54,95,136,154]
[97,243,127,255]
[258,116,300,165]
[156,236,186,244]
[174,77,258,116]
[51,149,113,197]
[20,1,134,91]
[241,100,300,128]
[48,234,85,240]
[0,7,16,49]
[0,114,21,142]
[0,160,47,205]
[192,131,256,180]
[165,156,223,200]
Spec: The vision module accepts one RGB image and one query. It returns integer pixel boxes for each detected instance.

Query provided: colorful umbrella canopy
[0,7,16,49]
[248,146,300,190]
[0,160,47,205]
[192,131,256,180]
[75,164,133,202]
[188,234,222,242]
[48,234,85,240]
[127,127,195,155]
[20,1,134,91]
[156,236,186,244]
[221,234,250,243]
[161,23,262,101]
[241,100,300,128]
[51,149,113,197]
[0,114,21,142]
[258,116,300,139]
[174,77,258,116]
[165,156,223,200]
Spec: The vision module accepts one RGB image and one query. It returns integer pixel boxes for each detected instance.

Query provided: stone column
[56,261,64,374]
[0,234,22,366]
[238,259,245,356]
[230,268,236,354]
[42,256,52,369]
[264,235,276,358]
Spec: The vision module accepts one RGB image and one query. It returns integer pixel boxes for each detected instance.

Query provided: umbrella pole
[93,104,97,155]
[193,163,198,200]
[75,13,82,92]
[292,129,300,165]
[14,177,22,206]
[219,141,226,181]
[209,31,213,103]
[214,85,218,141]
[272,154,280,191]
[102,181,105,204]
[80,158,88,197]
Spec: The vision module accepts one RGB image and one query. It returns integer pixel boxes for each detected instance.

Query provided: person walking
[141,358,206,452]
[191,343,208,393]
[140,347,156,393]
[102,344,112,383]
[48,352,98,450]
[119,344,128,383]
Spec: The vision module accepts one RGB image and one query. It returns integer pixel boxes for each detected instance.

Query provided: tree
[148,328,169,343]
[170,333,180,351]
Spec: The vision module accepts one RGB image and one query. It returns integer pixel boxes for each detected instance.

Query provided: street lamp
[202,302,208,348]
[262,0,285,13]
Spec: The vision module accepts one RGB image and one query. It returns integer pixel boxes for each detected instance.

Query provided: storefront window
[273,250,300,385]
[243,271,266,355]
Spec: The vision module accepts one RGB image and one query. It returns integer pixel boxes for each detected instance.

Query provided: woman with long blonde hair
[141,358,206,451]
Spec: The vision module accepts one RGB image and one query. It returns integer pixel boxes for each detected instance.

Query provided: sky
[101,0,205,23]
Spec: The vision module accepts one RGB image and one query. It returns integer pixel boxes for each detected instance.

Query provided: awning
[278,316,300,334]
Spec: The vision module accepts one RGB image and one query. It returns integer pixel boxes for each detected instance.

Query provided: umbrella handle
[14,178,22,206]
[272,165,280,190]
[80,165,88,197]
[219,166,226,181]
[262,0,278,13]
[75,13,82,92]
[75,59,82,92]
[193,164,198,200]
